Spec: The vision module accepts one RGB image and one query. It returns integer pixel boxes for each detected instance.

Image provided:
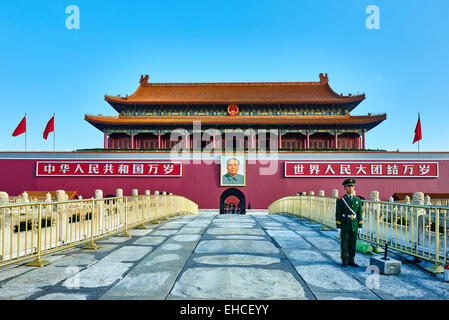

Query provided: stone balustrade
[0,189,198,268]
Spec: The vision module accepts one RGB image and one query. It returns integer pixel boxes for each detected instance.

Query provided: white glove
[358,228,362,234]
[337,229,341,234]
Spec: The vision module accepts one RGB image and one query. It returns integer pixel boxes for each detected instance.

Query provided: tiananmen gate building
[1,74,447,213]
[85,74,386,151]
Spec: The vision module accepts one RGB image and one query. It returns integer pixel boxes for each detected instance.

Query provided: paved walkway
[0,211,447,300]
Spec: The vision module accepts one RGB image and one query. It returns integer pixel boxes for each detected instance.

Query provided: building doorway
[220,188,246,214]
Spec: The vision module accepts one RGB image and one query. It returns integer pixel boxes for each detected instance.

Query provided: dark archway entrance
[220,188,246,215]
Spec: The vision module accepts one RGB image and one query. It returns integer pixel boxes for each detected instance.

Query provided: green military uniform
[335,178,363,266]
[222,173,244,185]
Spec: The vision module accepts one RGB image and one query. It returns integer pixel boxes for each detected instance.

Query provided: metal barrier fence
[0,193,198,268]
[268,194,448,273]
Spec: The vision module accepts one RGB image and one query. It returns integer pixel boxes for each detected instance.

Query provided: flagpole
[418,112,420,152]
[53,113,55,152]
[25,113,27,152]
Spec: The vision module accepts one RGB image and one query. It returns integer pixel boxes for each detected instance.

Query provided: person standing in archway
[335,178,363,268]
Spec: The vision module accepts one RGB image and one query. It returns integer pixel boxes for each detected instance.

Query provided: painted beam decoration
[36,161,182,177]
[284,161,438,178]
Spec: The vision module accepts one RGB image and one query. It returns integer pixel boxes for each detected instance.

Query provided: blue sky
[1,0,448,152]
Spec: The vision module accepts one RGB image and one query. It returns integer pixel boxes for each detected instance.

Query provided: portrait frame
[220,153,246,187]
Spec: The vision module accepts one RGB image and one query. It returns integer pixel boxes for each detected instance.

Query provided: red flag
[12,115,26,137]
[43,115,55,140]
[413,113,422,144]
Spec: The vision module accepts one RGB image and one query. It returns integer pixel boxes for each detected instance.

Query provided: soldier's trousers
[340,230,358,263]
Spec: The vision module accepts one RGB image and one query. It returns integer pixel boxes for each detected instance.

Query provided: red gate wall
[0,152,448,209]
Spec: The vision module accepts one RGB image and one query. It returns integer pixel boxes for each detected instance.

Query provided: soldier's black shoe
[341,262,347,268]
[348,262,359,267]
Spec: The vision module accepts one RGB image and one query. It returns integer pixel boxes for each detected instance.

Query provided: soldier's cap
[342,178,356,186]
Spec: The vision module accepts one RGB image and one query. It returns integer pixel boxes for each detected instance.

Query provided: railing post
[152,191,160,224]
[137,191,149,229]
[292,196,296,218]
[306,193,315,224]
[298,194,306,221]
[374,203,383,253]
[161,192,169,221]
[371,190,384,253]
[83,198,101,249]
[319,192,329,231]
[25,204,51,267]
[118,197,132,237]
[426,207,444,273]
[413,192,425,257]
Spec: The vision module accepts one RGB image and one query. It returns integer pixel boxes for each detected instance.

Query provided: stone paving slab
[168,267,308,300]
[193,254,281,266]
[133,236,167,246]
[207,227,265,235]
[0,211,447,300]
[195,240,280,255]
[177,227,206,234]
[127,229,154,236]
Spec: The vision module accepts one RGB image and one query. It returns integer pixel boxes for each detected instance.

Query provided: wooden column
[158,131,161,149]
[251,132,255,149]
[334,131,338,149]
[306,131,310,149]
[130,132,134,149]
[104,133,108,149]
[185,132,189,149]
[362,131,366,150]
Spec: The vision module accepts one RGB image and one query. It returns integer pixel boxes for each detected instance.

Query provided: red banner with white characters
[284,161,438,178]
[36,161,182,177]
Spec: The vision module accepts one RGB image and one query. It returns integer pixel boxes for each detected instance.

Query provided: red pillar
[334,132,338,149]
[104,133,108,149]
[362,131,366,150]
[306,131,310,149]
[185,132,189,149]
[158,132,161,149]
[251,132,255,149]
[131,133,134,149]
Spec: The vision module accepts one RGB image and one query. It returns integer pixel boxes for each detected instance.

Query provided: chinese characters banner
[36,161,182,177]
[284,161,438,178]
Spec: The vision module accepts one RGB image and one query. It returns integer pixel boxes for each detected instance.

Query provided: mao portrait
[220,155,245,186]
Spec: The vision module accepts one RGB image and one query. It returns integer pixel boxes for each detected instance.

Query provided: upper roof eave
[85,114,386,126]
[103,73,366,106]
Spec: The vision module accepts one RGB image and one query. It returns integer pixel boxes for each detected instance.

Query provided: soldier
[335,178,363,268]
